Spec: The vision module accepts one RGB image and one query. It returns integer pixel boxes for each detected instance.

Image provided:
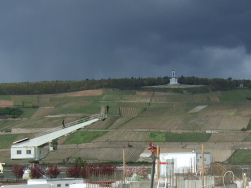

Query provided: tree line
[0,76,250,95]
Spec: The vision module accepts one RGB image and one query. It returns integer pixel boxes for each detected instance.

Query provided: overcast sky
[0,0,251,83]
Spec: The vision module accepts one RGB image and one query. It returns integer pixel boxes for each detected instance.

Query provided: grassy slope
[0,95,12,100]
[228,149,251,163]
[1,88,251,163]
[0,134,33,149]
[219,89,251,103]
[148,132,211,142]
[63,131,107,144]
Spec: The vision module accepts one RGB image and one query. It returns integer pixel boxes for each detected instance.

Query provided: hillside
[1,87,251,164]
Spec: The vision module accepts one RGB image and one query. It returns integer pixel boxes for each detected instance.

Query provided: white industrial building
[11,114,105,161]
[158,152,212,177]
[140,151,212,177]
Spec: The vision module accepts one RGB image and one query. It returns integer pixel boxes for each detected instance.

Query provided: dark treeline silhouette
[0,76,250,95]
[179,76,251,91]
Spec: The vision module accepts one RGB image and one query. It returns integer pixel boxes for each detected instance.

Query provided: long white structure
[11,114,104,161]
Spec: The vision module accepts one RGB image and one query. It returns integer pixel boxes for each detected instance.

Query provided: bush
[99,163,117,176]
[66,165,81,178]
[81,164,95,178]
[46,165,61,178]
[74,157,86,167]
[12,164,25,179]
[81,163,117,178]
[30,164,44,179]
[241,127,247,131]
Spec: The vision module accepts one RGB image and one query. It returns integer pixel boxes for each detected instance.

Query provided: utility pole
[123,149,126,184]
[157,145,160,180]
[202,144,205,188]
[148,142,158,188]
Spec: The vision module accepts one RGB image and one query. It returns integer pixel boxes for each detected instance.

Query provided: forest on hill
[0,76,250,95]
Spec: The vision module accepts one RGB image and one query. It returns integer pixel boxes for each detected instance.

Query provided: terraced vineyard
[2,88,251,164]
[228,149,251,163]
[119,107,146,117]
[148,132,211,142]
[0,134,34,149]
[93,131,150,142]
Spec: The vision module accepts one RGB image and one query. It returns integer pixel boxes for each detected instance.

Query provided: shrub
[66,165,81,178]
[12,164,25,179]
[74,157,86,167]
[241,127,247,131]
[81,163,117,178]
[30,164,44,179]
[46,165,61,178]
[99,163,117,176]
[81,164,95,178]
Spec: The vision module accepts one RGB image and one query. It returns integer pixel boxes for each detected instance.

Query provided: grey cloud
[0,0,251,82]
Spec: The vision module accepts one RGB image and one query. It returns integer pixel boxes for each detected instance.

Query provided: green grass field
[228,149,251,163]
[219,89,251,103]
[0,95,12,100]
[63,131,107,144]
[19,108,38,118]
[148,132,211,142]
[0,134,33,149]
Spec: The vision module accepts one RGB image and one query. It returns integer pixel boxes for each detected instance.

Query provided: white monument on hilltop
[169,70,179,85]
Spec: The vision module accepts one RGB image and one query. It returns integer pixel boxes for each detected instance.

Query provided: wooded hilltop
[0,76,250,95]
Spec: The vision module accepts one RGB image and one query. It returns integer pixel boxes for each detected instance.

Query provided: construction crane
[11,113,106,162]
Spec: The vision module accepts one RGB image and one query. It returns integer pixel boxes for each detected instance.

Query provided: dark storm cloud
[0,0,251,83]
